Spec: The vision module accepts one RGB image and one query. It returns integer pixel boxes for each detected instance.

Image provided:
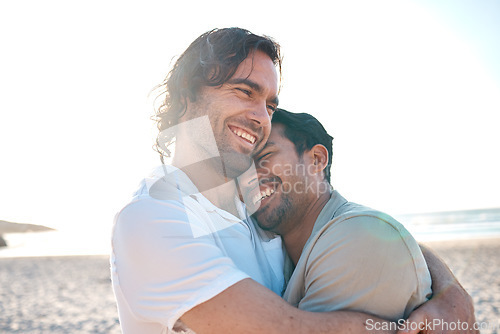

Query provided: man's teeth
[252,188,275,205]
[233,129,256,144]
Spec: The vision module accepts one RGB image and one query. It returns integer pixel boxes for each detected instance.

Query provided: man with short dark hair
[244,108,430,320]
[111,28,476,334]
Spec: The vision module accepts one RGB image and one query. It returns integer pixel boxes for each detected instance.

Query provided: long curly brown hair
[152,27,282,161]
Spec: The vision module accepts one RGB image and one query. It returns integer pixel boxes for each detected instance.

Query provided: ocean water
[0,229,111,258]
[1,208,500,258]
[396,207,500,242]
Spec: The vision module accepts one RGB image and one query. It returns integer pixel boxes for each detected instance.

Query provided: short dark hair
[271,108,334,183]
[153,27,282,159]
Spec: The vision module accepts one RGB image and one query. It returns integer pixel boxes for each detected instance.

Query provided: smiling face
[245,123,320,234]
[182,50,279,179]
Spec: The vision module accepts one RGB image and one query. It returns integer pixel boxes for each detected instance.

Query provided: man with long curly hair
[111,28,476,334]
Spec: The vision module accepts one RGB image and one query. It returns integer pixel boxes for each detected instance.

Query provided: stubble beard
[219,150,254,179]
[252,192,293,234]
[187,94,263,180]
[215,118,262,180]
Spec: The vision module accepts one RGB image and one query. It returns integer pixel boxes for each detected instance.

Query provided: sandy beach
[422,238,500,333]
[0,255,121,333]
[0,238,499,333]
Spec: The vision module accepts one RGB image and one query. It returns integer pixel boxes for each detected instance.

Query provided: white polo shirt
[111,166,284,333]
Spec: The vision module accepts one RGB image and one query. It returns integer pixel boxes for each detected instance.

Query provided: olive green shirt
[282,191,432,321]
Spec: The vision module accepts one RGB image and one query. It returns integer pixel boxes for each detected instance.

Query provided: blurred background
[1,1,499,333]
[1,0,499,256]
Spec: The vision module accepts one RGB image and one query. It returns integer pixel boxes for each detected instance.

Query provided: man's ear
[310,144,329,174]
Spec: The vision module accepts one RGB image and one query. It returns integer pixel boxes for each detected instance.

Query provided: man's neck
[172,155,240,217]
[282,189,333,266]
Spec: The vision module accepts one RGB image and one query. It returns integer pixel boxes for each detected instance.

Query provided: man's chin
[252,212,279,232]
[221,152,254,178]
[252,196,291,234]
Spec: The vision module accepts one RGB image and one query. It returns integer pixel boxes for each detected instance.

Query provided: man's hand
[399,245,478,334]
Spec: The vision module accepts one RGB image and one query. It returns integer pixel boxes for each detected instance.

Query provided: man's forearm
[182,278,396,334]
[420,244,464,293]
[406,244,478,334]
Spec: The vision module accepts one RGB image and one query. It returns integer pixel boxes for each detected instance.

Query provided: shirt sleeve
[111,196,250,330]
[299,215,432,321]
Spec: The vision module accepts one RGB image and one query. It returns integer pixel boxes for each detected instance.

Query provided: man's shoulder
[304,201,418,260]
[115,177,203,225]
[327,201,407,236]
[309,202,425,272]
[304,201,425,276]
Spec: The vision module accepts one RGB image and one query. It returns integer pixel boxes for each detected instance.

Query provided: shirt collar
[149,164,245,223]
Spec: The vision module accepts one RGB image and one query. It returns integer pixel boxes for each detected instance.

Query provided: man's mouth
[251,177,280,206]
[229,126,256,144]
[252,187,275,205]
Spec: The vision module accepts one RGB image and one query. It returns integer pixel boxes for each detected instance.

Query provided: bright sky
[1,0,499,244]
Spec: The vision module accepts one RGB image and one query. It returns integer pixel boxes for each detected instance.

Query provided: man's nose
[248,101,271,126]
